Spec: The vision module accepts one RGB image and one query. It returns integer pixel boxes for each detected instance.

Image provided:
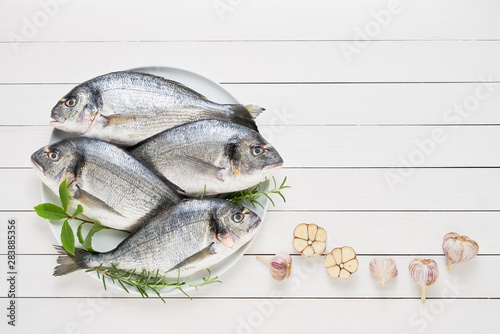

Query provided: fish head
[31,139,81,194]
[213,202,262,249]
[226,133,283,188]
[50,85,98,135]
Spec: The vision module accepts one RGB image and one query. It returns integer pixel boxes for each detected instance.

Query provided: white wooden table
[1,1,500,333]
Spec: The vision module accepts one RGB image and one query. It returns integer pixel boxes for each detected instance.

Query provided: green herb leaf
[58,180,70,212]
[83,222,107,252]
[223,176,289,208]
[34,203,67,220]
[85,266,220,303]
[76,222,85,245]
[61,220,75,255]
[71,205,84,219]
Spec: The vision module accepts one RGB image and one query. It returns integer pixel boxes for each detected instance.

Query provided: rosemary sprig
[222,176,290,209]
[86,265,221,302]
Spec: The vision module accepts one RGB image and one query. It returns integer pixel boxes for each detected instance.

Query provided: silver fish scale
[88,200,227,275]
[71,139,181,230]
[130,119,281,196]
[78,72,252,145]
[91,72,221,116]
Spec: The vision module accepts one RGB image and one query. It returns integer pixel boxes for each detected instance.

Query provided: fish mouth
[50,113,65,125]
[249,217,262,231]
[263,161,283,172]
[30,156,43,172]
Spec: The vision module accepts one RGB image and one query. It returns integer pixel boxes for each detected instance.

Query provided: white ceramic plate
[41,66,268,296]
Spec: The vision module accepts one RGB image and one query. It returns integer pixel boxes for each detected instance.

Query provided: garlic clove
[369,258,398,286]
[442,232,479,271]
[315,228,327,242]
[325,246,359,279]
[327,265,341,278]
[344,258,359,272]
[307,224,318,238]
[331,248,342,264]
[342,247,356,262]
[311,241,326,254]
[257,252,292,281]
[408,258,439,303]
[292,223,327,257]
[293,238,309,253]
[294,223,308,239]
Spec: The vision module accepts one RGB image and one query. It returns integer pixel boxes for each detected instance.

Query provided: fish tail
[243,105,265,118]
[228,104,265,132]
[53,245,91,276]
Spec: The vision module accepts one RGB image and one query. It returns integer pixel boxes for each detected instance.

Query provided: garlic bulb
[257,252,292,281]
[442,232,479,271]
[369,258,398,286]
[292,223,327,257]
[409,258,439,303]
[324,246,359,279]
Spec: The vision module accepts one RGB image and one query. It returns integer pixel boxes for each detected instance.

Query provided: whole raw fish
[54,199,262,277]
[31,137,182,231]
[130,120,283,196]
[50,71,263,146]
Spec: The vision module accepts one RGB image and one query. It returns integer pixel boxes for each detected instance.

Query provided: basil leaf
[34,203,67,220]
[76,222,85,246]
[61,220,75,255]
[72,205,84,219]
[59,180,70,212]
[83,222,106,253]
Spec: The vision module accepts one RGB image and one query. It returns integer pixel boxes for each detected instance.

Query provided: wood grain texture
[1,41,500,83]
[5,125,500,168]
[1,0,499,41]
[2,298,499,334]
[3,83,500,126]
[1,1,499,333]
[4,168,500,211]
[2,211,498,255]
[0,254,495,298]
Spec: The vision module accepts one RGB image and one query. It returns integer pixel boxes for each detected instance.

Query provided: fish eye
[232,213,245,223]
[47,151,59,161]
[65,98,77,107]
[251,146,264,156]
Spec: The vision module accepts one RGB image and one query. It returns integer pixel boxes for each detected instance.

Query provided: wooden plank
[6,125,500,168]
[251,212,499,255]
[4,168,500,211]
[0,254,496,298]
[3,83,500,126]
[0,298,498,334]
[1,0,499,42]
[2,211,498,255]
[1,42,500,83]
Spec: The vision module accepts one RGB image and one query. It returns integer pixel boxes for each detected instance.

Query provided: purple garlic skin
[442,232,479,271]
[369,258,398,286]
[257,252,292,281]
[409,258,439,303]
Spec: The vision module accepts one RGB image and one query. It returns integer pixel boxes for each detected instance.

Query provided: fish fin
[244,105,265,118]
[216,231,241,248]
[181,155,225,181]
[158,176,186,195]
[166,242,216,273]
[74,186,126,218]
[228,104,264,132]
[53,245,91,276]
[101,114,140,127]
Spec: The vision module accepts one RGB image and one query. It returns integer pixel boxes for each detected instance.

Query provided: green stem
[68,215,131,234]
